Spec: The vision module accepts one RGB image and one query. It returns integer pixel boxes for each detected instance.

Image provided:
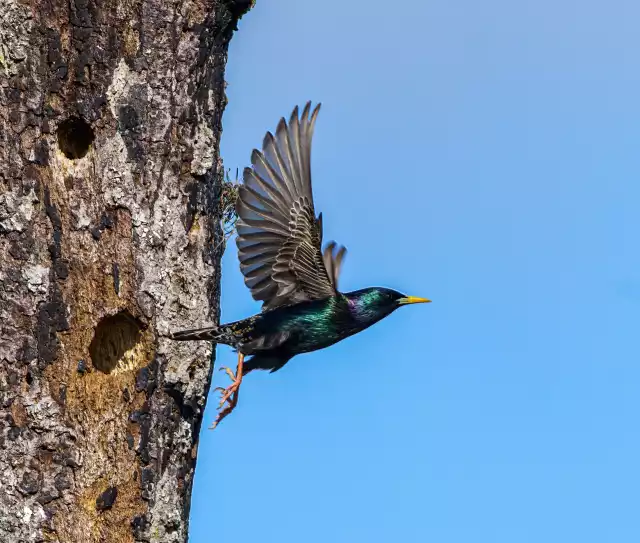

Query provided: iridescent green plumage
[169,103,430,428]
[171,287,426,374]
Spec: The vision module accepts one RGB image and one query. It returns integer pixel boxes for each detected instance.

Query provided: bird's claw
[219,366,236,380]
[209,358,244,430]
[210,402,234,430]
[210,386,238,429]
[216,382,239,409]
[213,386,229,406]
[215,366,241,408]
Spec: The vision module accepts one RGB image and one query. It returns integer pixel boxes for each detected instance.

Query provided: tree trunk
[0,1,251,541]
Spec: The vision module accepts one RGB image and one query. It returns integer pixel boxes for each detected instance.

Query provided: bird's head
[345,287,431,323]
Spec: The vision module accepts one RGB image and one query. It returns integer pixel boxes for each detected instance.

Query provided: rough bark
[0,0,251,541]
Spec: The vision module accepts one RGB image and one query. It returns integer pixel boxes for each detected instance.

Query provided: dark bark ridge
[0,0,252,541]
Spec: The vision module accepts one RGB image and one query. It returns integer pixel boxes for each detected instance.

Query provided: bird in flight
[170,102,431,429]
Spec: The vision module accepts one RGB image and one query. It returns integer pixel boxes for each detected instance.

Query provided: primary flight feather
[170,102,431,428]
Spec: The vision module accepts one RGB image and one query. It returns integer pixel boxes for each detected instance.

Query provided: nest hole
[57,116,95,159]
[89,311,142,374]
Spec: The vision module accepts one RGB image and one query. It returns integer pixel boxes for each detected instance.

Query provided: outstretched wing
[235,102,347,310]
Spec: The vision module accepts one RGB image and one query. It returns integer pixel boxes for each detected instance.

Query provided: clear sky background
[189,1,639,541]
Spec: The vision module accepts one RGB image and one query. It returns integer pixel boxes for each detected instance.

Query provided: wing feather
[235,102,348,310]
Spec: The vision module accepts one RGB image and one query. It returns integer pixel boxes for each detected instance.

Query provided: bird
[169,102,431,429]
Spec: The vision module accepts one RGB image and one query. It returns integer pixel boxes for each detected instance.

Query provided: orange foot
[210,353,244,430]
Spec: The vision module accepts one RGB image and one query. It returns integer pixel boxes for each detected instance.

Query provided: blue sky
[189,1,640,541]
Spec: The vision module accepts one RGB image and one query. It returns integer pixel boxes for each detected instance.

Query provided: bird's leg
[210,352,245,430]
[216,353,244,407]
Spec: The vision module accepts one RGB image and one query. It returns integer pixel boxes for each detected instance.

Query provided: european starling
[170,102,431,429]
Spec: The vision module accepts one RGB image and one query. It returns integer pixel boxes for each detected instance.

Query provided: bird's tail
[168,325,227,343]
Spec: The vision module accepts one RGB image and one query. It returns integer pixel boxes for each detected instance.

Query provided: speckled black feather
[169,288,408,374]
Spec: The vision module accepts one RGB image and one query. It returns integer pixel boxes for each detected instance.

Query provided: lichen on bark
[0,0,252,541]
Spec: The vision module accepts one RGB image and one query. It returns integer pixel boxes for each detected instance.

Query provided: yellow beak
[398,296,432,305]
